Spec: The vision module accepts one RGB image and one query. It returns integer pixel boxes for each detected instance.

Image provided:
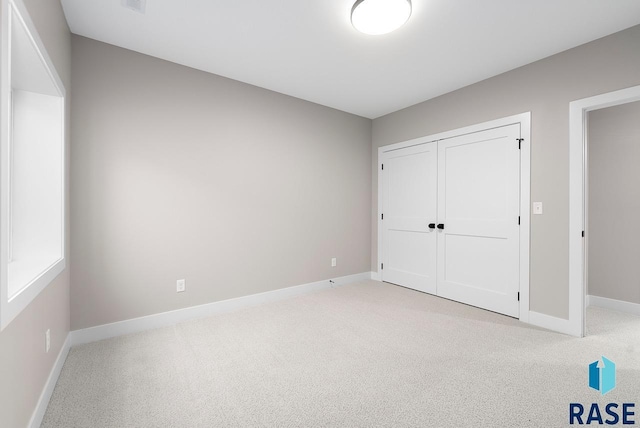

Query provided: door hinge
[517,138,524,149]
[381,263,384,270]
[381,213,384,220]
[517,292,520,301]
[381,164,384,170]
[518,216,520,225]
[582,230,585,238]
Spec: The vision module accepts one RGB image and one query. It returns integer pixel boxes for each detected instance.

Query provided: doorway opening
[569,85,640,337]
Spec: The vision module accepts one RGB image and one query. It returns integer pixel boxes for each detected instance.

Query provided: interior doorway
[569,85,640,337]
[586,101,640,330]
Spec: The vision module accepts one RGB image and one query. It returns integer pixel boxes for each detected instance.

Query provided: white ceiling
[61,0,640,119]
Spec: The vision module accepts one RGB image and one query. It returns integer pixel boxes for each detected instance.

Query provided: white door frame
[568,85,640,337]
[377,112,531,322]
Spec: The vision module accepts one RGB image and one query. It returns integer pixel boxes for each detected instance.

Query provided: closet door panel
[381,143,437,294]
[436,124,520,317]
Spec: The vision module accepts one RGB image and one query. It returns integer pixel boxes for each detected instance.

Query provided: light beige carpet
[42,280,640,427]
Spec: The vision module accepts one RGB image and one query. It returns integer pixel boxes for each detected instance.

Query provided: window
[0,0,65,329]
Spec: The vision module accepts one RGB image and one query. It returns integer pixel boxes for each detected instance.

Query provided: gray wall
[372,25,640,319]
[70,36,372,330]
[588,101,640,304]
[0,1,71,427]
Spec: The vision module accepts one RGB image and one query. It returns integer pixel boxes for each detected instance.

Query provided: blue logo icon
[589,356,616,395]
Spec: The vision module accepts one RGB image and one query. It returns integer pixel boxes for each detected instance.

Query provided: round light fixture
[351,0,412,35]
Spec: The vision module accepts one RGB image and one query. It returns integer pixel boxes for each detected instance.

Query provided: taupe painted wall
[70,36,372,330]
[0,1,71,427]
[588,101,640,304]
[371,25,640,319]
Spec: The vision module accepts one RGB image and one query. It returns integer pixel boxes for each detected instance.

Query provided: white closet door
[381,143,437,294]
[436,124,520,317]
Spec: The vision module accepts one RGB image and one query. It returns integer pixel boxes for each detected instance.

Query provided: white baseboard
[70,272,373,346]
[527,311,580,337]
[370,271,381,281]
[587,295,640,316]
[29,334,71,428]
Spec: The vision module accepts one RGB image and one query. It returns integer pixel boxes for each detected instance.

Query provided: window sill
[1,257,65,330]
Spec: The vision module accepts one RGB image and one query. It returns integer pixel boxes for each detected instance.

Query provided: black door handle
[437,224,445,229]
[428,223,436,229]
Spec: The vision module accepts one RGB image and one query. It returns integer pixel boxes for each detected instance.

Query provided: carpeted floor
[42,280,640,427]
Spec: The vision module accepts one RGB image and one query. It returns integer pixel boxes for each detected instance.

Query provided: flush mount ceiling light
[351,0,412,35]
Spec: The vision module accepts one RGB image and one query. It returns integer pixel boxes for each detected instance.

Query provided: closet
[379,122,522,317]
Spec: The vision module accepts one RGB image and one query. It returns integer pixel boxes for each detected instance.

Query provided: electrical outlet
[331,258,337,267]
[176,279,186,293]
[45,329,50,353]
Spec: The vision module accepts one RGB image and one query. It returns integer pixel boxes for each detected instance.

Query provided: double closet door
[380,124,521,318]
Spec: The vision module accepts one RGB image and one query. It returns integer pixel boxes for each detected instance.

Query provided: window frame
[0,0,66,330]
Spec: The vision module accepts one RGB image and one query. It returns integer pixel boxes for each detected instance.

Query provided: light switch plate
[533,202,543,215]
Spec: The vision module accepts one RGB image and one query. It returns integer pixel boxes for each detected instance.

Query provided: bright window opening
[1,0,65,329]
